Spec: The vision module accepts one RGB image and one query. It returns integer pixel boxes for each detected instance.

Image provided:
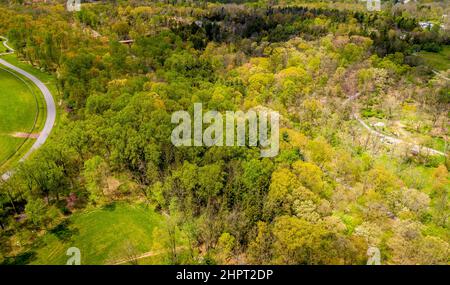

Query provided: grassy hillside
[418,45,450,71]
[13,203,168,265]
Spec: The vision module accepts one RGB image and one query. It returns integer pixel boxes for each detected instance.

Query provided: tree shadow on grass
[1,251,37,265]
[49,220,79,242]
[102,203,116,212]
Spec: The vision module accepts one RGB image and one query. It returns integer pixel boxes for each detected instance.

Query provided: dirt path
[11,132,40,139]
[111,250,165,265]
[0,36,14,55]
[111,246,186,265]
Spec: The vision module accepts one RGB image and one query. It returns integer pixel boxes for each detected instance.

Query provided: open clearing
[0,67,38,166]
[418,45,450,71]
[0,52,56,175]
[13,203,171,265]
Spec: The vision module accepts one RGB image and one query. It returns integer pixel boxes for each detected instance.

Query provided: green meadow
[418,45,450,71]
[21,203,170,265]
[0,67,37,166]
[0,54,55,172]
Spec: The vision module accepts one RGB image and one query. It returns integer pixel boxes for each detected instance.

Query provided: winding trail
[111,249,165,265]
[111,246,186,265]
[0,37,56,180]
[0,36,14,54]
[345,93,447,156]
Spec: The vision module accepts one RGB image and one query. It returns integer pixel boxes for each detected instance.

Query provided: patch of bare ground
[11,132,39,139]
[104,176,121,196]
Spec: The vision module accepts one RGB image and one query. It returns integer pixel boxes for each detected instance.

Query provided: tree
[247,221,273,264]
[83,156,110,204]
[431,165,449,226]
[291,161,324,195]
[215,232,235,263]
[152,212,181,264]
[25,198,47,227]
[365,165,402,195]
[272,216,340,264]
[264,167,297,218]
[387,220,449,265]
[306,137,333,169]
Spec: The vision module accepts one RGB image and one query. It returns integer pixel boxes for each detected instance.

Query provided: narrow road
[0,37,56,180]
[345,93,447,156]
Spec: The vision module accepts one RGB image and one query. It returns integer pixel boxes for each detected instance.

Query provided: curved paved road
[0,38,56,180]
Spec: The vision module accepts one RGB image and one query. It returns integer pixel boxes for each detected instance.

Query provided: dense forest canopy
[0,0,448,265]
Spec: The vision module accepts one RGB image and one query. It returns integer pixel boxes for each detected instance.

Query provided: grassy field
[0,53,59,97]
[0,53,58,173]
[19,203,170,265]
[0,67,38,166]
[418,45,450,71]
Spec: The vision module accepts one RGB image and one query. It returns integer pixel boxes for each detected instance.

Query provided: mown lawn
[0,53,55,172]
[0,67,38,165]
[26,203,165,265]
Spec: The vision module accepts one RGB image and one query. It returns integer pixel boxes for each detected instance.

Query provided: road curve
[0,38,56,180]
